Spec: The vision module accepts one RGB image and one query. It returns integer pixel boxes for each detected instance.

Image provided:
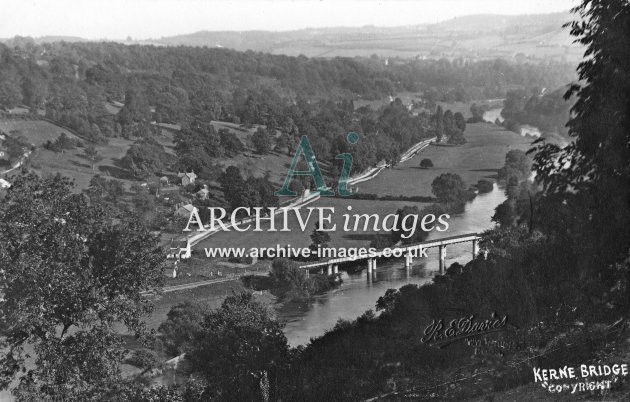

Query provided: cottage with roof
[178,171,197,186]
[174,202,195,218]
[167,237,191,260]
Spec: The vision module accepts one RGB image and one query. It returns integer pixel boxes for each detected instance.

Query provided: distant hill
[143,11,581,62]
[2,36,89,47]
[2,11,583,62]
[431,12,569,32]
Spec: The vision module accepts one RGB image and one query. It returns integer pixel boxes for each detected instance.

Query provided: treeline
[0,40,575,144]
[501,87,573,136]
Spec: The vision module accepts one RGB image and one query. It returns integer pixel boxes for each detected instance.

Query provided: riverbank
[146,121,532,343]
[194,122,532,252]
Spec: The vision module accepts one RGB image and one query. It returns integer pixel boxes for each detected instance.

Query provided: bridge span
[300,233,481,277]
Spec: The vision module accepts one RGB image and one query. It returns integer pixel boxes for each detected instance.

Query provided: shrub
[420,158,434,168]
[125,350,160,370]
[477,179,494,193]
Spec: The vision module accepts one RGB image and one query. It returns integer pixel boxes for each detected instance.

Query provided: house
[159,176,169,185]
[0,179,10,189]
[174,202,195,218]
[178,171,197,186]
[167,238,191,260]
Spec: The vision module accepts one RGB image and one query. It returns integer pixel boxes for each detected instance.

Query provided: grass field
[194,122,533,252]
[0,119,81,146]
[165,256,271,286]
[28,136,139,190]
[0,117,181,191]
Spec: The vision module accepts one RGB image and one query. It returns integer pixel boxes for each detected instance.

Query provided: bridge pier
[405,252,413,268]
[439,245,446,274]
[333,264,338,274]
[305,269,309,279]
[472,239,479,259]
[327,264,333,276]
[367,258,377,274]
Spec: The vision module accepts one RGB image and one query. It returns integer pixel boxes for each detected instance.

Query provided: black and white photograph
[0,0,628,400]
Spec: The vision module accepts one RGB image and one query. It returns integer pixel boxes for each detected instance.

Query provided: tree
[469,103,486,123]
[154,86,190,123]
[219,128,245,156]
[310,223,331,249]
[0,174,164,399]
[117,86,151,127]
[21,76,48,110]
[419,158,434,168]
[498,149,531,182]
[476,179,494,193]
[431,173,467,203]
[390,205,422,245]
[454,112,466,132]
[443,109,455,135]
[122,137,175,178]
[158,301,207,357]
[447,129,466,145]
[219,166,245,207]
[44,133,76,154]
[252,127,272,155]
[86,174,124,204]
[54,132,76,153]
[434,106,444,141]
[175,120,225,169]
[530,0,630,303]
[0,69,22,109]
[84,144,102,172]
[389,204,446,245]
[187,293,290,401]
[491,200,517,227]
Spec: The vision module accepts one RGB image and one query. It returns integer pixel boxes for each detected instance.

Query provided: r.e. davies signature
[421,313,515,348]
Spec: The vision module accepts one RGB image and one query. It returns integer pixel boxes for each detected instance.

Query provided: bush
[125,350,160,370]
[477,179,494,193]
[447,130,466,145]
[241,274,273,290]
[419,158,434,168]
[158,301,207,356]
[370,234,393,249]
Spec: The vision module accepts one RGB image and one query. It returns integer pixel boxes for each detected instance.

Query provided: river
[483,107,542,138]
[278,183,505,347]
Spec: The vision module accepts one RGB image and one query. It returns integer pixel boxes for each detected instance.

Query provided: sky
[0,0,577,40]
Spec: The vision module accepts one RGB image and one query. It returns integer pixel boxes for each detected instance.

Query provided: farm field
[0,118,80,146]
[28,137,136,190]
[194,122,533,252]
[358,122,532,197]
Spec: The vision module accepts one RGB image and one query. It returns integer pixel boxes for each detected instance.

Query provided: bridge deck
[301,233,480,269]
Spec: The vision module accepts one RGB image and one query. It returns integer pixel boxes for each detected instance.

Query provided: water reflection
[483,107,504,123]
